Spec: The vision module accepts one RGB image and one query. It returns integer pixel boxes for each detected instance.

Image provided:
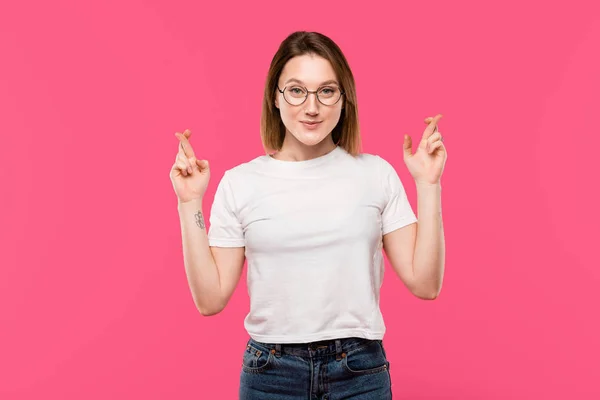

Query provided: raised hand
[402,114,447,185]
[169,129,211,203]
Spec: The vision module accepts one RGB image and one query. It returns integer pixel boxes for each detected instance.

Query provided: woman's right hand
[169,129,210,203]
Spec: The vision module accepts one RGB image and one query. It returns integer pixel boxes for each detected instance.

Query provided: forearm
[177,198,223,314]
[412,183,445,298]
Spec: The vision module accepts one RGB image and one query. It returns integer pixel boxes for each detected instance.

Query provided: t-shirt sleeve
[207,171,245,247]
[378,156,418,235]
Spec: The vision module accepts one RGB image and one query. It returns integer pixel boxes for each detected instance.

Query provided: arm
[383,183,445,300]
[178,198,245,316]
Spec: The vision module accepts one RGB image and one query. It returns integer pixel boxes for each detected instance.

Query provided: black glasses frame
[276,85,345,106]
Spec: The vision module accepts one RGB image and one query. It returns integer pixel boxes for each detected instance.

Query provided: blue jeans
[239,336,392,399]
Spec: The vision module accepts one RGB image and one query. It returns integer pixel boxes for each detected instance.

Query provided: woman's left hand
[403,114,448,185]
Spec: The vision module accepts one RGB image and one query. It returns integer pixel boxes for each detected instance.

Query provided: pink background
[1,0,599,398]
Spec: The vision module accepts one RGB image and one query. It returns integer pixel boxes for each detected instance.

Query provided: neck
[273,134,337,162]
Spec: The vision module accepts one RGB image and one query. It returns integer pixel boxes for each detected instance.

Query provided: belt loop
[274,343,282,358]
[335,339,343,361]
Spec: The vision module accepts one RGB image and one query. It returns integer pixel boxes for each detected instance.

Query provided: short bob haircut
[260,31,361,156]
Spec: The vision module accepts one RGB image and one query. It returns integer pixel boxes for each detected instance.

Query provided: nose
[304,92,319,114]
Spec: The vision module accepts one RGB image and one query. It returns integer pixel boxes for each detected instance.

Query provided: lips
[301,121,322,130]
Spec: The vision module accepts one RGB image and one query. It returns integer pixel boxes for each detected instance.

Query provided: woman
[170,31,446,399]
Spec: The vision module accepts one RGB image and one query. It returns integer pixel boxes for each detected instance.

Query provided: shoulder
[357,151,400,174]
[220,154,270,180]
[212,155,275,199]
[352,152,408,196]
[350,151,391,176]
[355,152,381,163]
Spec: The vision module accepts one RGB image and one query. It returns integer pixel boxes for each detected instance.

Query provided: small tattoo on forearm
[194,211,205,229]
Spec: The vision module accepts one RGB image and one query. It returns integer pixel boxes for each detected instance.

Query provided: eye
[319,87,337,94]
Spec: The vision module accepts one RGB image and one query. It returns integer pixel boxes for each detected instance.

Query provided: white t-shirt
[207,146,417,343]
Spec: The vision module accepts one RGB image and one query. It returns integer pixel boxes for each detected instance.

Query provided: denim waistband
[247,336,380,359]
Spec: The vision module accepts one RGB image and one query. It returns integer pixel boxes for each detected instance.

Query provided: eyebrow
[284,78,339,86]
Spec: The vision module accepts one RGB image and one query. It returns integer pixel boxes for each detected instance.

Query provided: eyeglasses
[277,84,345,106]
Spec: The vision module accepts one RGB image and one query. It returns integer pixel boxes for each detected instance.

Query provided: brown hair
[260,31,361,156]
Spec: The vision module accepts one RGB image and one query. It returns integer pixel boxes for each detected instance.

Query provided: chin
[293,131,329,147]
[292,124,333,146]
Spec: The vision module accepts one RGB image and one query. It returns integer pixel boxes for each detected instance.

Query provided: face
[275,54,344,148]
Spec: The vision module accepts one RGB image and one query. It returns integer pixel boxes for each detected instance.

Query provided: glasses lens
[284,86,307,106]
[317,86,341,105]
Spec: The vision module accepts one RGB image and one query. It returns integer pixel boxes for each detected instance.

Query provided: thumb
[403,135,413,159]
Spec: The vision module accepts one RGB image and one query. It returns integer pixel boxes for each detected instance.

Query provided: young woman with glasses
[170,31,447,399]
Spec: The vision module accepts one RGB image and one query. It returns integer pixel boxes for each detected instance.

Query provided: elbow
[199,309,221,317]
[410,273,443,300]
[419,291,440,300]
[197,305,223,316]
[413,286,442,300]
[196,300,225,317]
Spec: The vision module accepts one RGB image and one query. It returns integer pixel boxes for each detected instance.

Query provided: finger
[420,114,443,147]
[170,162,183,177]
[175,130,195,159]
[424,118,439,134]
[175,160,190,176]
[196,159,210,172]
[424,116,440,124]
[403,135,413,159]
[427,131,442,148]
[178,141,193,160]
[175,133,187,157]
[428,141,445,154]
[177,153,194,174]
[425,114,442,136]
[175,129,194,157]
